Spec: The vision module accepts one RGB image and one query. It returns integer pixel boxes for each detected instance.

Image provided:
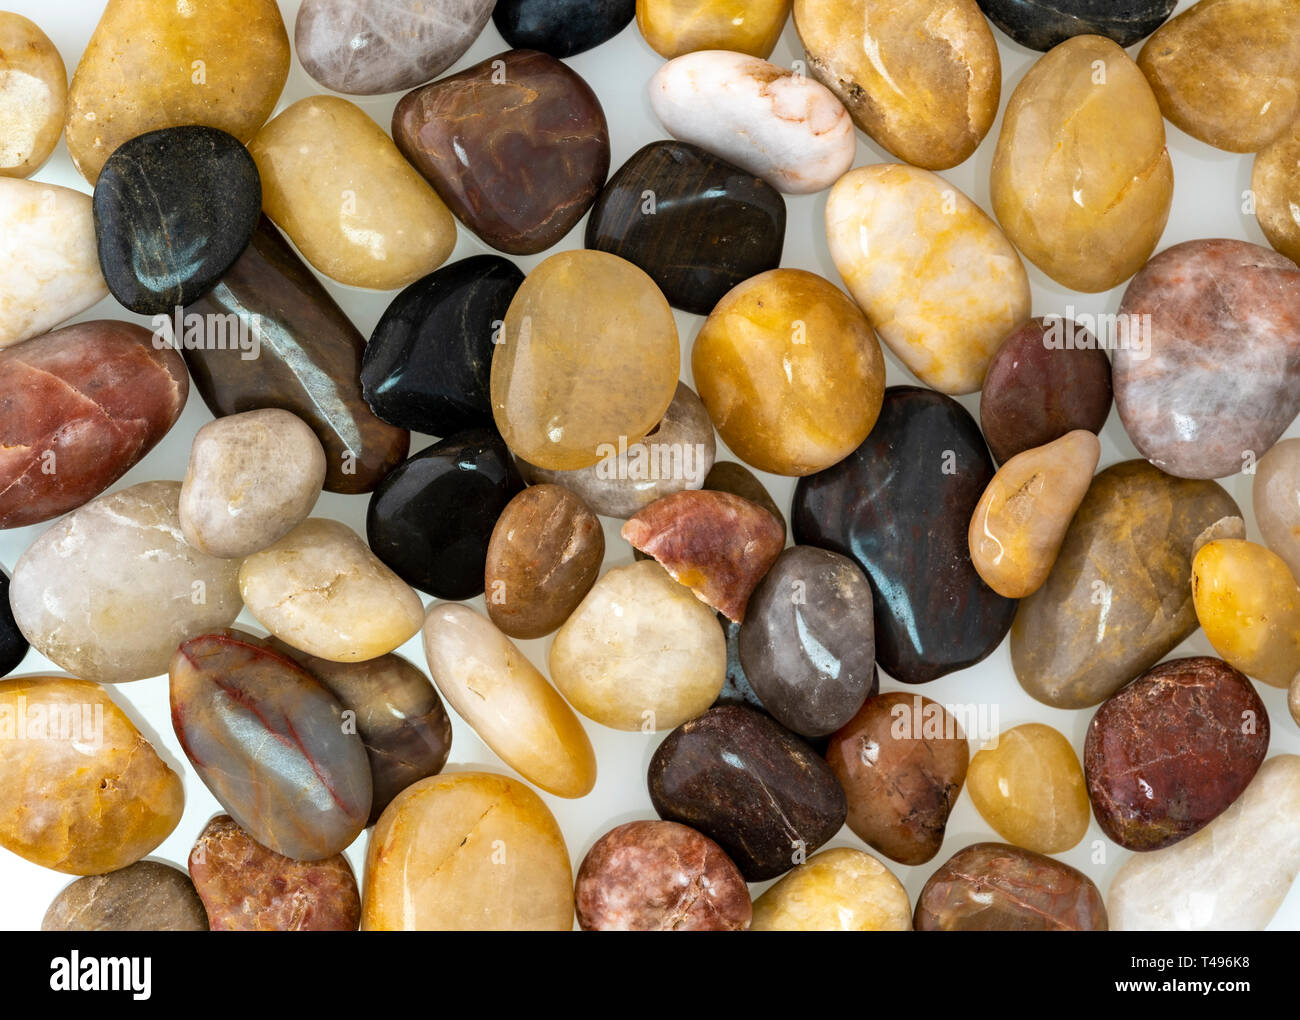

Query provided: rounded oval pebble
[1254,438,1300,582]
[189,815,360,931]
[1084,656,1268,852]
[0,178,107,349]
[738,546,875,737]
[794,0,1000,170]
[0,12,65,178]
[250,95,456,290]
[967,723,1090,855]
[42,861,207,932]
[992,35,1172,293]
[171,633,372,860]
[295,0,496,95]
[587,140,786,315]
[180,410,325,559]
[239,518,425,663]
[969,430,1100,599]
[0,676,184,875]
[648,704,847,881]
[394,50,610,256]
[1108,755,1300,930]
[1138,0,1300,153]
[979,317,1113,464]
[550,560,726,731]
[915,843,1107,931]
[361,255,525,437]
[0,320,188,530]
[367,428,524,600]
[1253,119,1300,265]
[794,387,1017,684]
[424,604,596,798]
[363,771,574,930]
[976,0,1176,49]
[1114,239,1300,479]
[495,0,636,57]
[1011,460,1240,708]
[692,268,885,476]
[575,819,751,931]
[491,249,679,471]
[10,481,243,683]
[65,0,290,184]
[750,847,911,931]
[516,381,716,518]
[637,0,790,58]
[826,692,968,866]
[649,51,853,194]
[485,484,604,639]
[826,165,1030,394]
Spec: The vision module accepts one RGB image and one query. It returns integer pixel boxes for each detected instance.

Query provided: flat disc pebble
[42,861,208,932]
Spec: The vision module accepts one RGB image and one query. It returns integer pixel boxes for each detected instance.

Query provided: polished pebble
[750,848,911,932]
[495,0,636,57]
[0,570,28,678]
[1254,438,1300,582]
[637,0,790,58]
[1253,119,1300,265]
[0,13,66,177]
[703,461,786,537]
[977,0,1176,49]
[42,861,207,932]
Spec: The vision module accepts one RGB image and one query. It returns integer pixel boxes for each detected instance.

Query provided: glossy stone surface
[516,382,715,518]
[692,269,884,476]
[367,429,524,600]
[180,410,325,559]
[967,723,1090,855]
[240,519,425,662]
[0,570,27,678]
[1011,460,1240,708]
[575,820,751,931]
[977,0,1175,49]
[915,843,1107,931]
[637,0,790,57]
[65,0,290,184]
[0,13,65,177]
[423,604,596,797]
[0,320,188,529]
[1194,540,1300,688]
[296,0,495,95]
[826,692,968,866]
[1108,755,1300,930]
[485,484,604,639]
[649,51,854,194]
[992,36,1172,293]
[738,547,875,737]
[491,249,679,471]
[0,676,183,875]
[623,490,785,622]
[1138,0,1300,153]
[1084,656,1268,851]
[751,847,911,931]
[1114,239,1300,479]
[361,255,524,437]
[794,387,1016,684]
[969,431,1100,599]
[0,179,107,348]
[704,461,786,537]
[250,96,456,290]
[363,772,573,930]
[43,862,207,932]
[1255,438,1300,582]
[189,815,360,931]
[93,126,261,315]
[550,560,726,731]
[586,141,785,315]
[10,482,243,683]
[648,704,846,881]
[1253,120,1300,265]
[794,0,1000,170]
[184,217,409,495]
[394,50,609,255]
[268,641,452,824]
[979,317,1113,464]
[495,0,636,56]
[826,165,1030,394]
[171,633,371,860]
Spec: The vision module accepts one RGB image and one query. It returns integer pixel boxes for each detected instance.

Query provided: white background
[2,0,1297,931]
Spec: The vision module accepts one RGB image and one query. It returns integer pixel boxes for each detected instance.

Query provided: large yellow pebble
[0,13,65,178]
[966,723,1091,855]
[1192,539,1300,689]
[1252,118,1300,266]
[750,848,912,931]
[636,0,791,58]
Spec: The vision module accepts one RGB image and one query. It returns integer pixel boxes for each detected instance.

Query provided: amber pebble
[0,13,65,177]
[1253,119,1300,266]
[491,249,679,471]
[42,861,207,932]
[750,848,911,931]
[637,0,790,58]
